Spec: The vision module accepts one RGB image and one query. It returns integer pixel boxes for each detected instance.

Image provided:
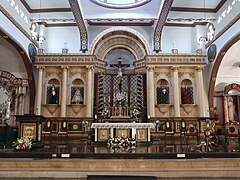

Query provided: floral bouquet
[107,137,136,148]
[12,136,33,151]
[115,92,125,106]
[101,107,109,118]
[132,108,140,118]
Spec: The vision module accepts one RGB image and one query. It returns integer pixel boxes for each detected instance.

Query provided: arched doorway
[209,32,240,123]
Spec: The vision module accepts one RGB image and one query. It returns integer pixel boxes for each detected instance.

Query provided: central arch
[90,27,150,61]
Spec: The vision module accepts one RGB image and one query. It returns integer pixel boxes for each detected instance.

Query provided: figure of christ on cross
[110,57,130,92]
[110,57,130,78]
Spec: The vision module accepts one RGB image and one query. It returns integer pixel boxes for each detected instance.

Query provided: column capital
[37,65,45,70]
[146,66,154,71]
[61,66,69,70]
[195,66,204,71]
[171,66,179,71]
[86,65,94,70]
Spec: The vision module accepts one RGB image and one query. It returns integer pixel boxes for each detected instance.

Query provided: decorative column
[196,66,205,116]
[35,66,44,115]
[60,66,68,117]
[14,93,19,127]
[110,128,114,138]
[146,66,155,118]
[223,96,229,123]
[172,66,180,117]
[86,66,94,117]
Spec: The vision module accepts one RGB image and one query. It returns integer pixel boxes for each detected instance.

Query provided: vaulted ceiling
[21,0,224,26]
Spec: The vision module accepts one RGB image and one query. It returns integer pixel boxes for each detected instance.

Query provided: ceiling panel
[79,0,164,19]
[172,0,221,9]
[25,0,70,9]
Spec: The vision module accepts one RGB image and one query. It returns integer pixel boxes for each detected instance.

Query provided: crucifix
[110,57,130,78]
[110,57,130,92]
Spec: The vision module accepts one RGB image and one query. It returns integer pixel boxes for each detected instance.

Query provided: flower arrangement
[101,107,109,118]
[132,108,140,118]
[115,92,125,106]
[107,137,136,148]
[12,136,33,151]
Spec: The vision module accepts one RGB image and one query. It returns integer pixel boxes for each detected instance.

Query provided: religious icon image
[228,96,239,122]
[48,84,58,104]
[72,88,84,104]
[207,44,217,63]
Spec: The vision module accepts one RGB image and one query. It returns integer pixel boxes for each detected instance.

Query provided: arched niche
[46,79,60,105]
[71,78,84,104]
[156,79,170,104]
[90,27,150,61]
[181,79,194,105]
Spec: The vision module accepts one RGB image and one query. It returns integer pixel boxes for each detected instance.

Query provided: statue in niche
[183,87,189,104]
[72,88,83,104]
[49,85,58,104]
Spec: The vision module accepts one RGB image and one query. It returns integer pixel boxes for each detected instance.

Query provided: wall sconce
[171,41,178,54]
[62,43,69,53]
[38,43,44,54]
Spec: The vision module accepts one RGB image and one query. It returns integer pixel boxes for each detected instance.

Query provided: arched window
[181,79,194,104]
[71,79,84,104]
[46,79,60,104]
[156,79,169,104]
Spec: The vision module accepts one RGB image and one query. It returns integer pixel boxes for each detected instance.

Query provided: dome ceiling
[90,0,151,9]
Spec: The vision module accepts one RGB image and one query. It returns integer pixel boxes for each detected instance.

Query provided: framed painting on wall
[21,123,36,141]
[116,129,129,138]
[136,129,147,142]
[98,129,109,141]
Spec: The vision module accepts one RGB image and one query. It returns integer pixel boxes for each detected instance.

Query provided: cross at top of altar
[110,57,130,77]
[91,123,155,129]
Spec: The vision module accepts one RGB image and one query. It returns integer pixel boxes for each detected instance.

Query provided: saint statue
[49,85,58,104]
[183,87,189,104]
[72,88,83,104]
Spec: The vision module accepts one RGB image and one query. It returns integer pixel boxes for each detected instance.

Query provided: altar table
[91,123,155,142]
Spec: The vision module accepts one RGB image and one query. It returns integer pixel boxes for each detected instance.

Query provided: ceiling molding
[87,19,154,26]
[44,23,77,27]
[68,0,88,53]
[171,7,215,13]
[37,22,208,28]
[153,0,174,53]
[165,22,207,27]
[215,0,227,12]
[20,0,71,13]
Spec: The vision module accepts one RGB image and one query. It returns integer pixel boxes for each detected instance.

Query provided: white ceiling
[172,0,221,9]
[25,0,222,20]
[79,0,164,19]
[25,0,70,9]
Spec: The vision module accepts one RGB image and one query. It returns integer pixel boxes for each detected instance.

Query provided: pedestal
[15,114,45,144]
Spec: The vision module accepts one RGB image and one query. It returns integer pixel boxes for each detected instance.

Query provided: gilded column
[223,96,229,123]
[60,66,68,117]
[147,66,155,117]
[172,66,180,117]
[35,66,44,115]
[196,66,205,116]
[86,66,94,117]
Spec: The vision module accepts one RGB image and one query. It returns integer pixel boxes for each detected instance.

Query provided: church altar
[91,123,155,142]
